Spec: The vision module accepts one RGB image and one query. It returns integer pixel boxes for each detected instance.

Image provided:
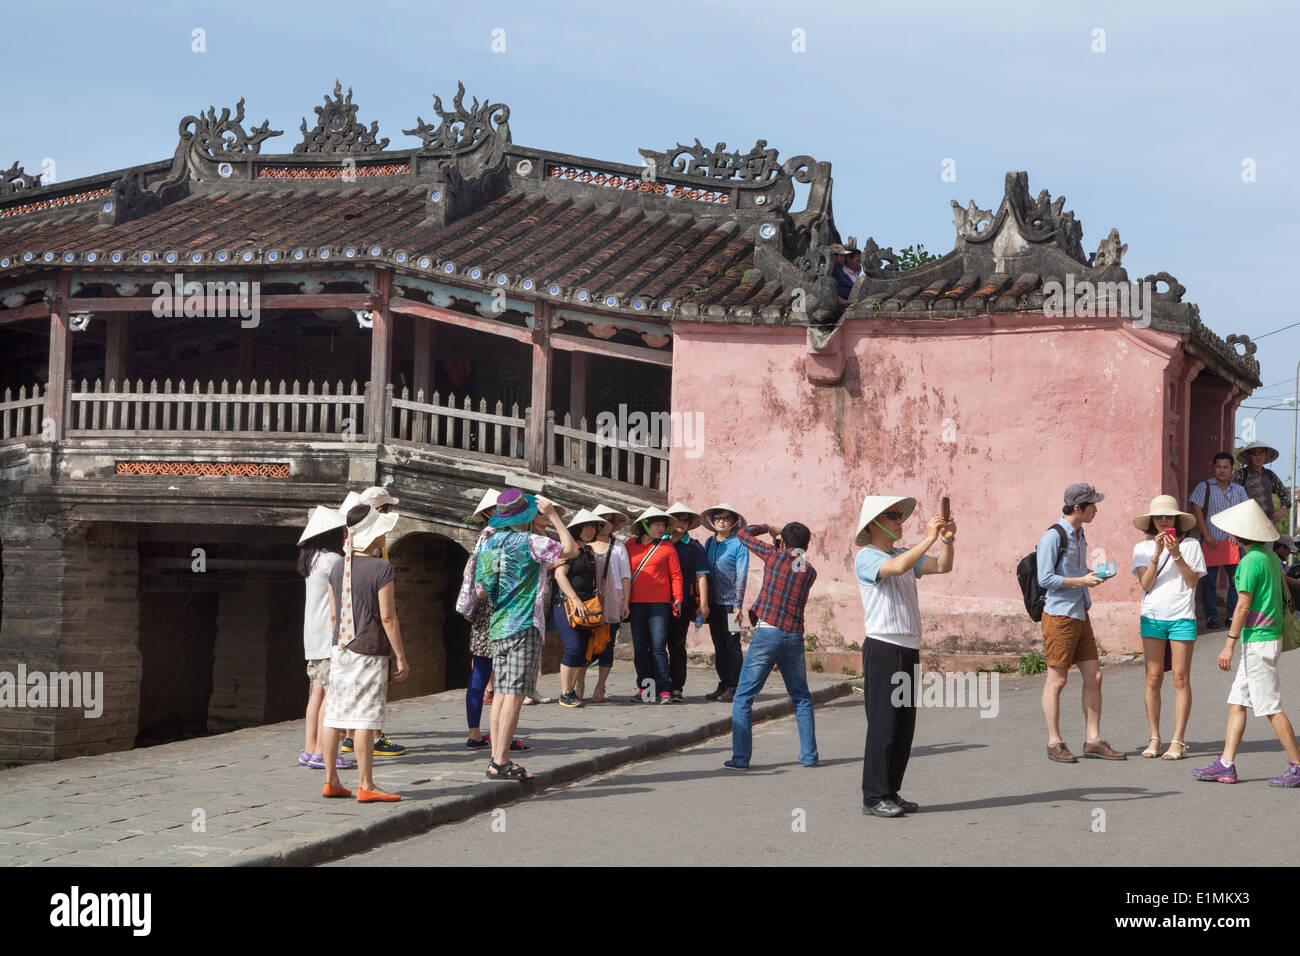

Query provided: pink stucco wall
[670,312,1209,655]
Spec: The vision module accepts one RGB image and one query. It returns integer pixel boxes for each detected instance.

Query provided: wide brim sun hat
[1236,441,1280,465]
[854,495,918,547]
[591,503,630,531]
[701,502,746,532]
[1132,495,1197,534]
[566,508,612,536]
[472,488,500,521]
[665,501,703,531]
[298,505,347,546]
[358,485,400,508]
[1210,498,1280,543]
[487,489,539,528]
[347,505,400,552]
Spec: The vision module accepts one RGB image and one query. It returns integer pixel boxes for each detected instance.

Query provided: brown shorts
[1041,612,1098,669]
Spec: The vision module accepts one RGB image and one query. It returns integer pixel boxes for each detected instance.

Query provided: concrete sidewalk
[0,666,852,867]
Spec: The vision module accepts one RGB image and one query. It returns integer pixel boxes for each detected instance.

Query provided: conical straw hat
[472,488,500,521]
[854,495,918,547]
[702,502,746,532]
[1210,498,1279,543]
[666,501,703,531]
[298,505,347,546]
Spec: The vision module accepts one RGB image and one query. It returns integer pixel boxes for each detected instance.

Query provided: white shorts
[1227,639,1282,717]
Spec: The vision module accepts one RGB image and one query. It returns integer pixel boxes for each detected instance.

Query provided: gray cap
[1064,482,1105,508]
[1276,534,1298,553]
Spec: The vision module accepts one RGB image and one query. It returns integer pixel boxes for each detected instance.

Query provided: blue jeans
[1201,563,1238,621]
[630,603,671,697]
[730,626,818,767]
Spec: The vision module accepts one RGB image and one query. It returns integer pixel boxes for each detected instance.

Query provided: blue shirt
[1037,518,1090,621]
[705,534,749,609]
[672,537,709,602]
[1188,478,1250,541]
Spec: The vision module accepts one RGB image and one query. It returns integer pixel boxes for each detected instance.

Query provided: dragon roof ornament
[403,82,511,153]
[0,161,41,197]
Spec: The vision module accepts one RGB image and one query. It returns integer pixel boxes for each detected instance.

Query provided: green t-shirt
[1234,545,1284,642]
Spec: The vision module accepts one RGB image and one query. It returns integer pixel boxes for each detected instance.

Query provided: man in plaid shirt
[724,520,819,769]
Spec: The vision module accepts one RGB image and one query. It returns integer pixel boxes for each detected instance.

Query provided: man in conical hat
[854,493,956,817]
[1194,499,1300,787]
[1233,441,1288,526]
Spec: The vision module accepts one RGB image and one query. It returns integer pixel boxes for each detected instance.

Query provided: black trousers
[668,599,697,693]
[706,604,742,688]
[861,638,919,804]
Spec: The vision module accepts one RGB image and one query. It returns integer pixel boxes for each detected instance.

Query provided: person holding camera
[1131,496,1205,760]
[1038,483,1126,763]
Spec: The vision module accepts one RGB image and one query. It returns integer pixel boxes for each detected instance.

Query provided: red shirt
[625,537,684,605]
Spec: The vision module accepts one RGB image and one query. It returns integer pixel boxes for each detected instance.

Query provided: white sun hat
[1132,495,1196,534]
[591,502,630,531]
[298,505,347,546]
[566,508,612,535]
[346,505,400,552]
[702,502,746,532]
[1210,498,1280,544]
[472,488,500,521]
[854,495,918,547]
[665,501,703,531]
[359,485,400,508]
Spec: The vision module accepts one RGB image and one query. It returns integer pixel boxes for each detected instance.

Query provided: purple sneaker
[1268,762,1300,788]
[1192,757,1238,783]
[334,755,357,770]
[306,752,326,769]
[298,750,315,767]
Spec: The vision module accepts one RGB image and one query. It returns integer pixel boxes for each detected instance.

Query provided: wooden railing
[0,384,45,442]
[66,378,366,438]
[547,410,669,492]
[386,386,528,461]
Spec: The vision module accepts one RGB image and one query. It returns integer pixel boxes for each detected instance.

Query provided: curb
[222,680,855,867]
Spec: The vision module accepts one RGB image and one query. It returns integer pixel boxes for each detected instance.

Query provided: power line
[1253,320,1300,342]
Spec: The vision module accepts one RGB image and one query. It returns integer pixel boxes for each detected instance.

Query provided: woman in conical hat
[1193,499,1300,786]
[1130,496,1205,760]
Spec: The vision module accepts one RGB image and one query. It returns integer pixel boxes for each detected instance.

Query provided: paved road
[334,647,1300,866]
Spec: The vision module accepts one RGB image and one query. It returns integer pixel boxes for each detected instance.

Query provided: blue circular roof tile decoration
[430,190,442,202]
[419,256,431,268]
[22,252,33,262]
[268,251,279,261]
[345,247,356,258]
[241,251,253,262]
[111,252,122,263]
[217,251,228,262]
[577,290,589,301]
[86,252,97,262]
[63,252,75,263]
[43,252,54,262]
[496,274,508,285]
[370,245,381,256]
[165,252,177,263]
[605,296,617,307]
[633,299,645,310]
[549,284,561,295]
[443,263,455,274]
[102,201,113,212]
[522,279,534,290]
[661,300,672,311]
[293,249,305,260]
[395,251,407,262]
[191,252,202,263]
[140,253,152,263]
[470,268,482,279]
[319,249,330,259]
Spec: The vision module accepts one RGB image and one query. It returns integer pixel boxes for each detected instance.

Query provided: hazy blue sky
[4,0,1297,468]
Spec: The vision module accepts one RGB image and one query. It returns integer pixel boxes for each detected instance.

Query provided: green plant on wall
[897,244,938,271]
[1018,650,1047,676]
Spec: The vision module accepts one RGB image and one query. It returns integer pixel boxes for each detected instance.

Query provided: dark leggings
[553,603,593,667]
[466,655,492,731]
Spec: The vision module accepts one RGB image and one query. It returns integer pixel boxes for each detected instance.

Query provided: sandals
[590,691,606,703]
[485,760,534,781]
[1162,739,1188,760]
[1141,735,1161,758]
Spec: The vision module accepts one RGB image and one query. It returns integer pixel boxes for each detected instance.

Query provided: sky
[3,0,1298,471]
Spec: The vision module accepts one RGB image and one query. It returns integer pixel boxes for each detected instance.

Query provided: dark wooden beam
[528,304,552,475]
[550,331,673,368]
[389,296,532,344]
[55,293,373,313]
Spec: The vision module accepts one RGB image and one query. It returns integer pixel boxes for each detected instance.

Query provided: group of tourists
[292,438,1300,813]
[1031,441,1300,799]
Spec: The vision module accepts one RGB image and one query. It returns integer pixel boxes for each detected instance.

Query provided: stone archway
[385,530,471,701]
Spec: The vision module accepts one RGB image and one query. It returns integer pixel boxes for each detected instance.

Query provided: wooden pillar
[47,272,72,440]
[368,269,393,444]
[413,319,433,401]
[105,314,128,386]
[568,350,588,467]
[528,305,552,474]
[237,325,254,383]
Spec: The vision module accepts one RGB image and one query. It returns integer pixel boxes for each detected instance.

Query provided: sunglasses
[882,511,905,521]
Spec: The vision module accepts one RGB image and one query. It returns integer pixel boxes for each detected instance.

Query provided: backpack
[1016,525,1069,622]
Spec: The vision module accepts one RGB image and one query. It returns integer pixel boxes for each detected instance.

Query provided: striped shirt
[1188,479,1250,541]
[856,546,932,649]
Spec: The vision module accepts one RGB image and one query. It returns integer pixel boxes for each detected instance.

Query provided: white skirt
[323,644,389,731]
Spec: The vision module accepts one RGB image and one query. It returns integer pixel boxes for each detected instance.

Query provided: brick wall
[388,534,448,700]
[0,517,140,762]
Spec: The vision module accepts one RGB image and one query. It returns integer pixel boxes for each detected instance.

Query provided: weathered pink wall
[670,313,1208,655]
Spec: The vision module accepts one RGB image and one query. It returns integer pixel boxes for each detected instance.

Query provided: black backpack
[1016,525,1069,622]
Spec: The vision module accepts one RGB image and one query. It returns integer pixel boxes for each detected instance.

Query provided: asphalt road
[331,648,1300,866]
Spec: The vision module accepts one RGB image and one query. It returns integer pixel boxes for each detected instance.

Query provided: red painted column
[46,272,72,440]
[368,268,393,444]
[528,305,552,474]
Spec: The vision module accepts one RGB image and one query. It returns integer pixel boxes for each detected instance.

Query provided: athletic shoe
[1204,618,1221,630]
[298,750,315,767]
[891,794,919,813]
[862,799,904,818]
[723,759,749,770]
[372,734,406,757]
[334,755,357,769]
[658,691,673,704]
[670,689,684,703]
[559,690,583,708]
[1269,762,1300,788]
[340,736,354,753]
[1192,757,1238,783]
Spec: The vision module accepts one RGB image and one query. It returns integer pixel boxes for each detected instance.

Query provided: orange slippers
[322,782,352,798]
[357,789,402,803]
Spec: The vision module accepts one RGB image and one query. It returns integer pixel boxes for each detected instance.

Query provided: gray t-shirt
[329,554,396,656]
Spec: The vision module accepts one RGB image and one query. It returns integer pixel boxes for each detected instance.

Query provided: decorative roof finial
[403,82,511,153]
[295,80,388,154]
[0,160,41,196]
[1091,227,1126,268]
